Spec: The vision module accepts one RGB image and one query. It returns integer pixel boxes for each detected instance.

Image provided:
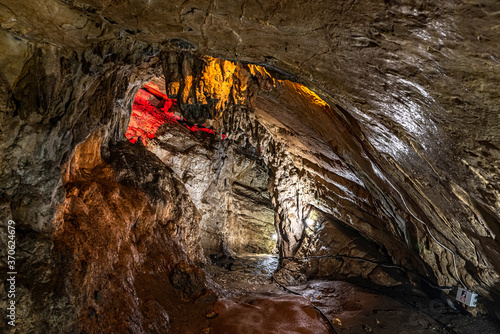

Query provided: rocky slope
[54,130,208,333]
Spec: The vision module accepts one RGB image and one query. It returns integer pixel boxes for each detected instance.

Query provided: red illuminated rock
[125,80,219,146]
[125,82,179,145]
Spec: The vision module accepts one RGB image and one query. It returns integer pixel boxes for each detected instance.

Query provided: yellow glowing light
[288,81,329,108]
[247,64,273,80]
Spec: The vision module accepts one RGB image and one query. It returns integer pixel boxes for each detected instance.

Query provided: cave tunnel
[1,1,500,333]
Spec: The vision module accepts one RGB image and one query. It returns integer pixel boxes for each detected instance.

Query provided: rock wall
[155,54,500,316]
[0,38,165,333]
[224,145,275,254]
[277,206,403,287]
[158,56,423,274]
[147,120,275,256]
[54,130,206,333]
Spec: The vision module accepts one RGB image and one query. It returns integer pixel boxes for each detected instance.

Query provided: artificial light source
[272,233,278,241]
[306,218,315,227]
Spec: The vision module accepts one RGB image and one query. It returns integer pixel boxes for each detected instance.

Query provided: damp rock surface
[211,295,331,334]
[52,130,207,333]
[147,120,276,256]
[285,280,500,334]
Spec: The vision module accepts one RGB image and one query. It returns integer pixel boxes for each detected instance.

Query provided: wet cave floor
[200,255,500,334]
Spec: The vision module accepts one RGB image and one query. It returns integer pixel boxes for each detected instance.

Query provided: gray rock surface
[148,121,276,256]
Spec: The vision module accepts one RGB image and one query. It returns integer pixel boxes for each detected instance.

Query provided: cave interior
[1,1,500,333]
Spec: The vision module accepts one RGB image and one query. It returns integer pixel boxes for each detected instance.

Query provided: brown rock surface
[152,54,500,315]
[211,295,330,334]
[52,130,209,333]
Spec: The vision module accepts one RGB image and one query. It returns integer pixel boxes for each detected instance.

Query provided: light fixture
[272,233,278,241]
[306,218,315,227]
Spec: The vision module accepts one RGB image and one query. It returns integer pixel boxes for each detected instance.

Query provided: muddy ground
[203,254,500,334]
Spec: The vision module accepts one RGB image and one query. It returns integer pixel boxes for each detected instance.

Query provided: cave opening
[7,46,500,333]
[52,53,499,333]
[125,76,279,271]
[4,2,500,333]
